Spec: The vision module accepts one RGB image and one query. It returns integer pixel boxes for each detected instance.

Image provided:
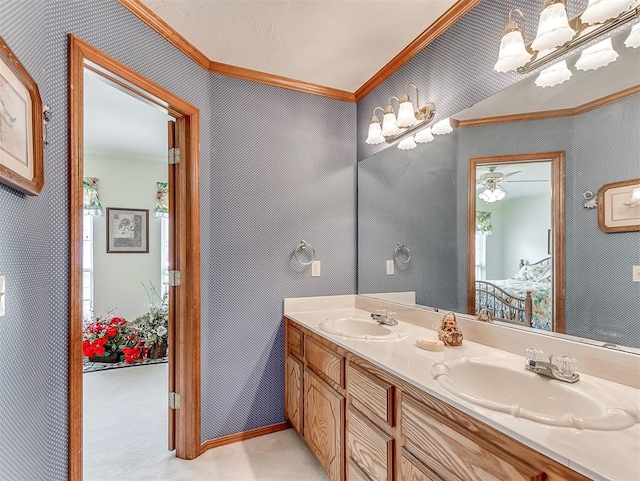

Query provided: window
[82,214,94,321]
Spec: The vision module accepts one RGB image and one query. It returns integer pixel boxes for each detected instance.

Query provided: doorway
[69,35,201,480]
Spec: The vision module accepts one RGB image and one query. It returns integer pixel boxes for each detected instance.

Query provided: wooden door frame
[68,35,201,480]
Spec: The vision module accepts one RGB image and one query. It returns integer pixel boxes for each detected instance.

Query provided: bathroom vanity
[284,295,640,481]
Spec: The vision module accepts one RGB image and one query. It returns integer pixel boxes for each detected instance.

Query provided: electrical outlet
[386,260,394,275]
[633,266,640,283]
[311,260,321,277]
[0,275,5,317]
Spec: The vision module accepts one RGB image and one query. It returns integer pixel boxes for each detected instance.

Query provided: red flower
[106,326,117,337]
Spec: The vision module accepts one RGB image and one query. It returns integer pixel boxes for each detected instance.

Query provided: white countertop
[284,301,640,481]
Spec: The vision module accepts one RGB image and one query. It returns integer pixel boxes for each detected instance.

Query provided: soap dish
[416,338,444,352]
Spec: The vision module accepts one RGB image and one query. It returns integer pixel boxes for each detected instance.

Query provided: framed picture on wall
[598,178,640,233]
[0,35,44,195]
[106,208,149,253]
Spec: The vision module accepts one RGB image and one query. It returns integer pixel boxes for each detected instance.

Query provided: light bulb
[581,0,634,25]
[535,60,572,87]
[625,24,640,49]
[575,37,619,71]
[397,136,417,150]
[531,2,576,52]
[432,117,453,135]
[495,188,506,200]
[365,117,385,145]
[397,96,418,128]
[414,127,434,143]
[381,111,399,137]
[495,30,532,72]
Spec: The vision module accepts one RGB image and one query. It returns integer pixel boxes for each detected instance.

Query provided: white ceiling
[139,0,458,92]
[84,70,172,161]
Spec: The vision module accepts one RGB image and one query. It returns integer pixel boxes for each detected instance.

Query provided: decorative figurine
[437,312,463,346]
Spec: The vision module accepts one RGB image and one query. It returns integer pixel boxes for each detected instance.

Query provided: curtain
[154,181,168,218]
[83,177,104,216]
[475,211,492,235]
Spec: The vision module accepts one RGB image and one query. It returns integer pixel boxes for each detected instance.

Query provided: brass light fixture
[366,83,437,150]
[495,0,640,74]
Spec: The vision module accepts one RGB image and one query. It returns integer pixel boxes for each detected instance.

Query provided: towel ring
[394,243,411,265]
[294,240,315,266]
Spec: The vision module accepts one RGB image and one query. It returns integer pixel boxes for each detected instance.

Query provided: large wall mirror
[467,152,564,333]
[358,23,640,350]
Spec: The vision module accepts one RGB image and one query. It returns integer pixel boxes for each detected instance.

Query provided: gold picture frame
[0,35,44,195]
[598,178,640,233]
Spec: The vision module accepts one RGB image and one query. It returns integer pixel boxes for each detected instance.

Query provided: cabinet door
[304,368,345,481]
[286,354,303,434]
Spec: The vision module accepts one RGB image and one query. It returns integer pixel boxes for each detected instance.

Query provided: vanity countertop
[284,299,640,481]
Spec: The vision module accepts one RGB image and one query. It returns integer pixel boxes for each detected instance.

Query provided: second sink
[431,357,640,430]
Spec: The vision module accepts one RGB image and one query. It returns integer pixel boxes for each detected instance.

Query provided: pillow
[513,264,535,281]
[513,263,551,281]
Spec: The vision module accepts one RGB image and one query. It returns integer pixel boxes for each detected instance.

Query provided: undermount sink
[319,316,409,341]
[431,357,640,430]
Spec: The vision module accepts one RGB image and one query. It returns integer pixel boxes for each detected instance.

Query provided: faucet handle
[557,355,577,375]
[526,347,545,362]
[387,311,396,320]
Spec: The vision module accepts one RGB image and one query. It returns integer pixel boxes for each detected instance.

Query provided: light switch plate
[633,266,640,283]
[311,260,321,277]
[386,260,394,275]
[0,275,5,317]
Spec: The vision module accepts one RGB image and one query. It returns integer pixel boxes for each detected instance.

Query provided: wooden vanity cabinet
[284,318,589,481]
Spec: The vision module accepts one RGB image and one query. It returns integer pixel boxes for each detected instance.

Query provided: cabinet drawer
[305,337,344,388]
[347,406,393,481]
[287,323,303,358]
[401,394,545,481]
[399,449,442,481]
[347,363,394,426]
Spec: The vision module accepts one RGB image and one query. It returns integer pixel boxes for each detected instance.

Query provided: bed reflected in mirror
[467,152,565,332]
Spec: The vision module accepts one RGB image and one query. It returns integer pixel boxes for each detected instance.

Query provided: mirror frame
[467,151,565,333]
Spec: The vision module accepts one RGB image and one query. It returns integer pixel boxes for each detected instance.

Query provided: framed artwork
[106,208,149,253]
[598,178,640,233]
[0,35,44,195]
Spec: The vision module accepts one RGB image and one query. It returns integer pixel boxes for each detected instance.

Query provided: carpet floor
[83,363,329,481]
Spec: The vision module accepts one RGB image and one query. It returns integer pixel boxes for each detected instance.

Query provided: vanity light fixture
[494,8,533,72]
[414,127,434,143]
[531,0,576,52]
[431,117,453,135]
[575,37,619,70]
[581,0,635,24]
[535,59,573,87]
[624,23,640,47]
[365,83,437,149]
[495,0,640,74]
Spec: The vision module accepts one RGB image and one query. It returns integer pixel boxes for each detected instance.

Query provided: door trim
[68,34,201,480]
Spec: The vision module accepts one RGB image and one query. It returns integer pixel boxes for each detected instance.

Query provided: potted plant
[134,283,168,359]
[82,315,146,364]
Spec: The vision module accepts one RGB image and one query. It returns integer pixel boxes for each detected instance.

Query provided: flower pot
[88,351,119,363]
[148,341,167,359]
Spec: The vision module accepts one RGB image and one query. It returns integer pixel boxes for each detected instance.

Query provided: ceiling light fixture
[478,183,507,203]
[495,1,640,74]
[365,83,437,150]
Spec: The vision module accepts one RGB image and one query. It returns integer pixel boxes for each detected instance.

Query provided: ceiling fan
[476,166,547,188]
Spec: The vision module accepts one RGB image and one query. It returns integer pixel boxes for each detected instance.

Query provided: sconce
[495,0,640,76]
[366,83,439,150]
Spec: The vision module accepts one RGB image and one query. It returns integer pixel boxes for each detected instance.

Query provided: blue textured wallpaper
[1,0,355,479]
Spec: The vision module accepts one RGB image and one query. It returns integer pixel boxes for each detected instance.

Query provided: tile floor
[84,363,329,481]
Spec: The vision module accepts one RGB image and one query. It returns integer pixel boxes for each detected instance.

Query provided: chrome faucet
[525,349,579,383]
[371,309,398,326]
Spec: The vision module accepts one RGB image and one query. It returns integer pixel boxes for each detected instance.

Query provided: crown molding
[456,84,640,127]
[117,0,476,103]
[354,0,482,101]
